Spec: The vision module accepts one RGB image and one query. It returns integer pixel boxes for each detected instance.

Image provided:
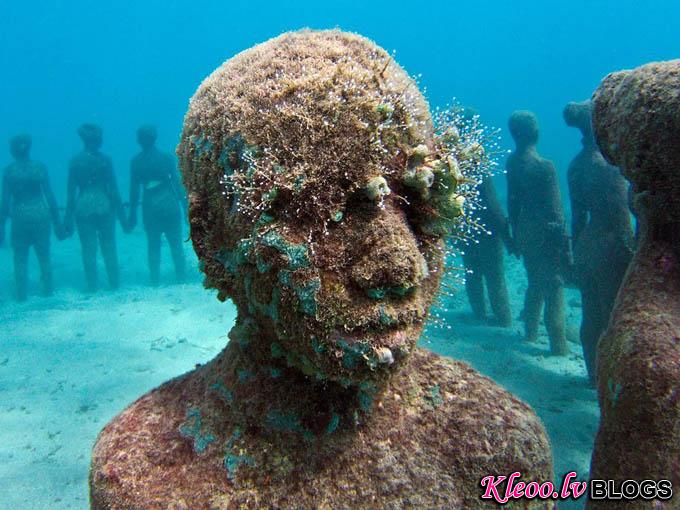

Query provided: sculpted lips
[328,322,421,368]
[329,326,410,347]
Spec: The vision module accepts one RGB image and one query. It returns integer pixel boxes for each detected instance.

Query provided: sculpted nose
[350,204,428,298]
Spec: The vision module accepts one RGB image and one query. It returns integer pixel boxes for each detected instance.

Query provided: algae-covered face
[179,30,487,387]
[236,154,446,387]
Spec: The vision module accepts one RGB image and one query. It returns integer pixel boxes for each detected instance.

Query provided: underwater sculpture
[588,60,680,508]
[64,124,126,291]
[462,176,513,327]
[128,125,186,285]
[506,111,569,356]
[0,134,62,300]
[90,30,553,509]
[563,100,634,385]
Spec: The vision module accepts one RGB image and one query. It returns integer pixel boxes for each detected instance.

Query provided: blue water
[2,0,679,202]
[0,1,678,509]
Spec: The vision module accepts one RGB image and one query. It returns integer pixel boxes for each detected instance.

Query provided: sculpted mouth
[329,326,412,347]
[327,321,422,369]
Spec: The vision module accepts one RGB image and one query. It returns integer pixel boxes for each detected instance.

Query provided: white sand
[0,229,596,509]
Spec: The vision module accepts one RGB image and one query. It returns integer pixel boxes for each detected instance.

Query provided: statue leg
[544,278,568,356]
[463,254,486,320]
[34,229,53,297]
[485,243,512,327]
[146,227,161,286]
[523,258,543,342]
[98,214,119,290]
[12,237,29,301]
[165,219,186,283]
[77,217,98,292]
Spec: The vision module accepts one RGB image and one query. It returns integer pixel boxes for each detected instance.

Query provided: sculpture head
[508,110,539,149]
[137,124,157,149]
[178,30,490,388]
[9,134,31,160]
[78,123,103,151]
[563,100,594,144]
[592,60,680,219]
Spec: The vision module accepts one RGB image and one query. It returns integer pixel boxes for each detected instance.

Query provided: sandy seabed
[0,227,596,510]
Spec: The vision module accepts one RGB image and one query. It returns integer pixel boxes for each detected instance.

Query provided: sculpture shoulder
[506,153,521,172]
[30,161,48,179]
[567,156,591,188]
[390,349,553,501]
[131,150,175,174]
[99,153,113,168]
[407,349,546,431]
[3,162,18,179]
[69,152,91,171]
[91,353,552,510]
[130,151,143,169]
[2,161,46,181]
[536,155,557,175]
[507,152,554,176]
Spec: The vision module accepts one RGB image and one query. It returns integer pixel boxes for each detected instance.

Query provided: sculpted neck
[636,192,680,266]
[580,127,597,151]
[204,316,389,440]
[514,144,537,156]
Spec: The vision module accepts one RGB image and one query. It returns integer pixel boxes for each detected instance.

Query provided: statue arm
[567,166,587,243]
[128,161,140,229]
[483,177,513,251]
[105,158,127,228]
[169,156,187,214]
[547,163,566,227]
[506,165,520,240]
[63,162,77,235]
[40,165,62,232]
[547,163,573,276]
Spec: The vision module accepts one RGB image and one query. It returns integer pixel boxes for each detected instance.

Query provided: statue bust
[90,29,553,510]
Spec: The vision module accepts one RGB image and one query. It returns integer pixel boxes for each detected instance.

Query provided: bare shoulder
[91,351,553,510]
[405,348,552,473]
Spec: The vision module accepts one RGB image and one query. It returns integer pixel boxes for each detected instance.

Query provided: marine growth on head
[178,30,497,389]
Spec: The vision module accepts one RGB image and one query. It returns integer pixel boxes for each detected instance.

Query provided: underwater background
[0,1,678,509]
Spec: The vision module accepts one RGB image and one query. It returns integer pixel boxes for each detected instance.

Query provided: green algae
[179,408,215,454]
[326,412,341,435]
[260,230,310,270]
[311,336,326,353]
[278,269,320,315]
[223,427,255,479]
[426,384,443,408]
[237,370,254,382]
[336,338,379,371]
[215,238,252,275]
[266,409,314,440]
[378,306,396,326]
[192,133,213,158]
[210,382,234,404]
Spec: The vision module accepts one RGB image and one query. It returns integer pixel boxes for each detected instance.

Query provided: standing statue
[64,124,126,291]
[0,134,62,300]
[506,111,569,356]
[587,60,680,509]
[563,100,634,385]
[462,176,513,327]
[128,125,186,285]
[90,30,553,510]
